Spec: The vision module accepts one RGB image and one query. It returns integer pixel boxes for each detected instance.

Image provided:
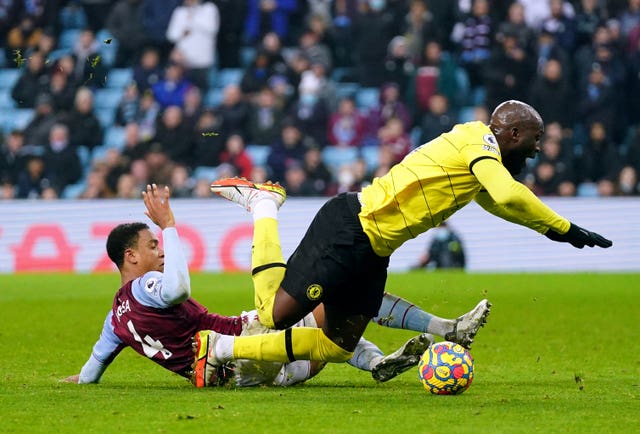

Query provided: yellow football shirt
[359,121,569,256]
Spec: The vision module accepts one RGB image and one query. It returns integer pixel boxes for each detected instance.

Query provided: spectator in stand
[170,164,195,197]
[619,0,640,38]
[53,54,81,89]
[152,106,191,166]
[80,165,115,199]
[6,14,42,63]
[167,0,220,91]
[575,122,621,196]
[267,119,308,183]
[0,2,21,49]
[133,47,163,92]
[377,116,412,165]
[213,0,247,68]
[298,26,332,73]
[496,2,536,57]
[408,40,461,116]
[528,134,576,197]
[106,0,149,67]
[483,29,536,112]
[451,0,492,100]
[302,146,333,196]
[135,90,161,142]
[372,143,394,178]
[0,130,29,185]
[352,0,395,88]
[43,123,82,195]
[615,166,639,195]
[330,0,357,69]
[383,36,414,97]
[115,82,141,127]
[182,86,204,132]
[283,161,316,196]
[142,0,181,62]
[47,68,77,112]
[219,134,254,180]
[574,0,604,51]
[191,109,225,168]
[327,96,367,148]
[418,93,455,145]
[23,93,58,148]
[144,144,175,186]
[366,82,411,145]
[288,70,331,148]
[401,0,442,65]
[540,0,577,53]
[411,222,466,270]
[127,158,151,193]
[79,0,115,33]
[64,87,103,151]
[240,50,275,97]
[152,62,193,109]
[15,154,52,199]
[576,62,617,137]
[308,61,337,111]
[247,86,285,146]
[71,28,106,89]
[215,84,251,140]
[120,122,150,163]
[244,0,299,45]
[11,49,47,108]
[529,58,573,128]
[258,31,289,76]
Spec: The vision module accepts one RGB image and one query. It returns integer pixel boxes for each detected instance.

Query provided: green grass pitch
[1,272,639,433]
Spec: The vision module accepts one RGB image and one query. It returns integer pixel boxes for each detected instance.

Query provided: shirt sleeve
[78,312,123,384]
[472,158,570,234]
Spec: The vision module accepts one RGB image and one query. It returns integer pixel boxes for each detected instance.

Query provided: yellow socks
[233,327,353,363]
[251,217,285,328]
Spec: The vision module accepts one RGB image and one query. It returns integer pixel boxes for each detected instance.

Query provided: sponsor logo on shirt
[482,134,500,155]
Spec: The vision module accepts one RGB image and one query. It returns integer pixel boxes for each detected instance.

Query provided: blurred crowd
[1,0,640,200]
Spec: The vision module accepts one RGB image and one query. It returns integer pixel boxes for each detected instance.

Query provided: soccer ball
[418,341,474,395]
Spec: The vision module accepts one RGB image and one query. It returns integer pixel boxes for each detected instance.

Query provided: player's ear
[124,248,137,265]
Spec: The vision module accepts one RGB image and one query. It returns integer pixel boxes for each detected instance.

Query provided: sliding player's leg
[373,292,491,348]
[210,178,287,328]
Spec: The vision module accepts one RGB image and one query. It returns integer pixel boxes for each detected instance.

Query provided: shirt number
[126,320,173,359]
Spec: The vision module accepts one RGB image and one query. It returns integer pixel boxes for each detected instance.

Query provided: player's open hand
[60,374,80,383]
[142,184,175,230]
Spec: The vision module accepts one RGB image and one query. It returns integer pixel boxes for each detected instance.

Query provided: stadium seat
[458,106,477,123]
[321,146,359,173]
[240,47,256,67]
[410,126,423,148]
[355,87,380,111]
[193,166,219,181]
[59,29,82,50]
[103,126,126,149]
[94,88,123,109]
[360,146,379,172]
[95,107,116,128]
[207,68,218,89]
[331,67,355,83]
[105,68,133,89]
[245,144,270,167]
[2,108,33,133]
[0,68,21,89]
[214,68,243,89]
[97,29,118,69]
[335,82,360,100]
[0,89,15,109]
[204,87,224,108]
[61,181,86,199]
[47,48,72,63]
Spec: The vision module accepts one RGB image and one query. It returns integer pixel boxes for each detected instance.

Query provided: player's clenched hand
[545,223,612,249]
[142,184,175,230]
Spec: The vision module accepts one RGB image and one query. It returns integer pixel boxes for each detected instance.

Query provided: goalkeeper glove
[545,223,612,249]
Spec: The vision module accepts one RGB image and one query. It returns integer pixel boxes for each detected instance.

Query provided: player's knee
[317,331,353,363]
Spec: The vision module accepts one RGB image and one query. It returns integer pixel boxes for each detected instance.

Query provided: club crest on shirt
[482,134,500,155]
[306,284,323,301]
[144,277,160,295]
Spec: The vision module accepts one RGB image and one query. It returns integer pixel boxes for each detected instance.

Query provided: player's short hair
[106,222,150,269]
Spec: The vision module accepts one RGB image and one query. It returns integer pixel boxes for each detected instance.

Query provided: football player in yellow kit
[197,100,611,386]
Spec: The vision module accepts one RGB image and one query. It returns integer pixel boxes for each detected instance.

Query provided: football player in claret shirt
[64,184,490,387]
[201,100,612,384]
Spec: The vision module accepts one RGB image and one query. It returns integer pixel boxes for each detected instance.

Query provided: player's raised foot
[190,330,223,388]
[372,333,433,383]
[444,299,491,349]
[210,177,286,212]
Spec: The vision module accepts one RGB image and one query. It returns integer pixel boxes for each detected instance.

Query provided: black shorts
[281,193,390,317]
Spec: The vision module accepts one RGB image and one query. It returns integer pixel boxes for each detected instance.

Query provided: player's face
[134,229,165,273]
[502,124,542,176]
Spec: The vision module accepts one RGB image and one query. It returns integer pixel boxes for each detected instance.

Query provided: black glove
[545,223,612,249]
